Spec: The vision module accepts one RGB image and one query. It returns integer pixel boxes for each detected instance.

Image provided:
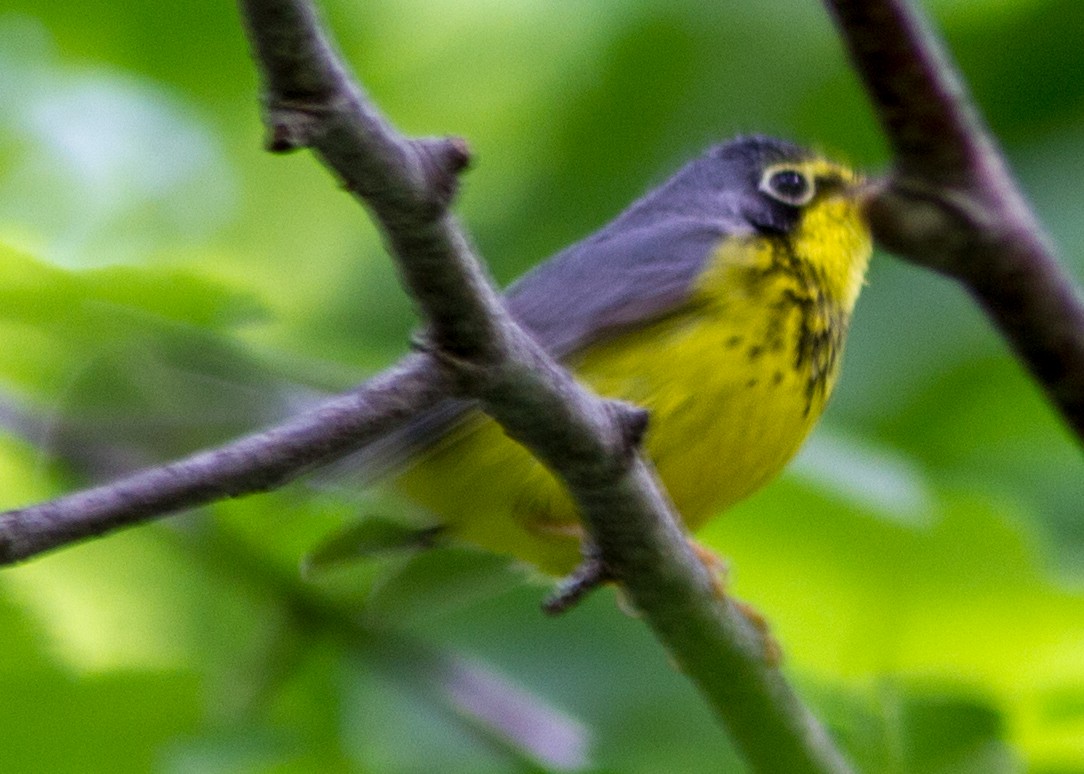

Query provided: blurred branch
[826,0,1084,444]
[173,524,592,771]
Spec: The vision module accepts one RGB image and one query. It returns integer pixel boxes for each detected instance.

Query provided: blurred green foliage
[0,0,1081,771]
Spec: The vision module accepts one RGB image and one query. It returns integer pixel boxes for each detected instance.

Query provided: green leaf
[303,516,444,577]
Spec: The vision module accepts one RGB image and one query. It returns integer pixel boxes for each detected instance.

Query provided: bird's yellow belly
[396,276,835,575]
[570,306,825,532]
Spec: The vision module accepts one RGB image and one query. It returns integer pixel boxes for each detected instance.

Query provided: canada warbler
[359,135,872,575]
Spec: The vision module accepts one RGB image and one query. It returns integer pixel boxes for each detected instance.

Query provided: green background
[0,0,1081,771]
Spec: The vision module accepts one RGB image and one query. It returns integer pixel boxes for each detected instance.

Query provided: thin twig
[0,354,447,563]
[826,0,1084,443]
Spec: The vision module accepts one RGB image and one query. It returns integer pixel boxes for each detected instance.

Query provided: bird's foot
[542,551,611,615]
[689,539,782,666]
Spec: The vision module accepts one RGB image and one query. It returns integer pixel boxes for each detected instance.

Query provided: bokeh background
[0,0,1081,771]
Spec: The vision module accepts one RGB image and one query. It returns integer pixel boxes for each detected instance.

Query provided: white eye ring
[759,166,816,206]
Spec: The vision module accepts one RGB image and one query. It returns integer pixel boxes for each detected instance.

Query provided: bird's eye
[759,167,815,206]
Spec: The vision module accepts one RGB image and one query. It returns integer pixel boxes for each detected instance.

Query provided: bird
[326,135,872,578]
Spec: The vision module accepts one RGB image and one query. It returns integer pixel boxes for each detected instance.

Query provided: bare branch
[0,354,447,563]
[240,0,498,359]
[826,0,1084,442]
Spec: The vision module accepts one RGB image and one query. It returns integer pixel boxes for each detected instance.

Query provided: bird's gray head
[623,135,823,236]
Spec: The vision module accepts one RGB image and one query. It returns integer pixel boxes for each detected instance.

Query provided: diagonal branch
[238,1,855,771]
[826,0,1084,443]
[0,354,447,562]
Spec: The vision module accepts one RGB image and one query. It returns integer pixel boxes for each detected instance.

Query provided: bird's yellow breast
[397,181,871,575]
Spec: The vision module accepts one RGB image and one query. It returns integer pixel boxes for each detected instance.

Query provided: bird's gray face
[703,136,819,236]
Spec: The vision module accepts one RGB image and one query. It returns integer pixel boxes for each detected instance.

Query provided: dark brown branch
[0,354,447,563]
[826,0,1084,443]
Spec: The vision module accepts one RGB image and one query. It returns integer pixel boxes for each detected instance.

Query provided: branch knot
[409,136,473,210]
[264,101,330,152]
[409,330,500,394]
[864,176,1005,279]
[614,402,650,452]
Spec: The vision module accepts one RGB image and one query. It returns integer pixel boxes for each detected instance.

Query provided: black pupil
[769,170,809,202]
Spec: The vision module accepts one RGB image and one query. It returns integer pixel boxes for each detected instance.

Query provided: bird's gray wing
[505,215,734,357]
[339,215,739,484]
